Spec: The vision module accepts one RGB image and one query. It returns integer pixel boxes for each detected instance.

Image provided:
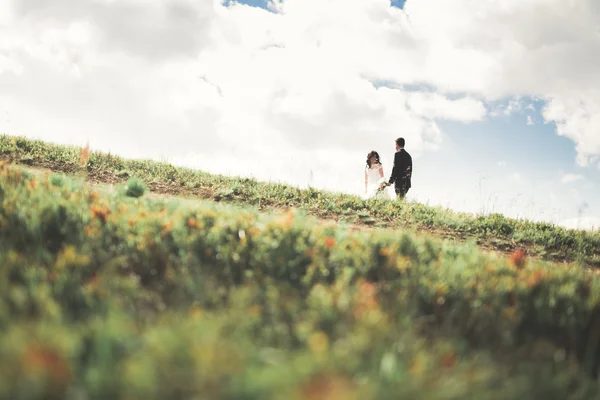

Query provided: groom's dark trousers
[388,149,412,199]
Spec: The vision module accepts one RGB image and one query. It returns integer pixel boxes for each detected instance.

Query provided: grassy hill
[1,135,599,268]
[1,134,600,399]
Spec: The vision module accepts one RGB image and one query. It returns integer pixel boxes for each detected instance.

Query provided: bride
[364,150,391,199]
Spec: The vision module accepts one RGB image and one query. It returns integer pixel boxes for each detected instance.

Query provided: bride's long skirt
[365,183,392,200]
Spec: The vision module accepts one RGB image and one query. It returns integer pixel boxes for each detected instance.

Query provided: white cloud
[403,0,600,166]
[561,173,584,184]
[526,115,533,125]
[406,92,486,121]
[497,160,507,167]
[543,91,600,167]
[490,96,525,117]
[0,0,600,201]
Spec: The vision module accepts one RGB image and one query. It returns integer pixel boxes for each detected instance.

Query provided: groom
[386,137,412,199]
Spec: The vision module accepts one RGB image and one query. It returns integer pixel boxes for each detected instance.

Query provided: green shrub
[125,178,146,198]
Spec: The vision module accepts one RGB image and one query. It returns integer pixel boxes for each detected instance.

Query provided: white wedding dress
[365,165,391,199]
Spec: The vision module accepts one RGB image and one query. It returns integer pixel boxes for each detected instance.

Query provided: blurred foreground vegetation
[1,153,600,398]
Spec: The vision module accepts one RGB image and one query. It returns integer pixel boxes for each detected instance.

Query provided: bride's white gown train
[365,166,391,199]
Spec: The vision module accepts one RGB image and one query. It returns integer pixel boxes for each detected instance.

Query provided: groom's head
[395,137,405,151]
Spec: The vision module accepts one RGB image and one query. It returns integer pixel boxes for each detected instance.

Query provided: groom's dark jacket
[388,149,412,190]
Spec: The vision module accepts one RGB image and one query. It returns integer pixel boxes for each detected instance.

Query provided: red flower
[509,248,526,268]
[324,237,336,250]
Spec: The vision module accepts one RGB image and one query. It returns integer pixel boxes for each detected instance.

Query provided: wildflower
[90,204,111,223]
[80,142,90,167]
[324,236,336,250]
[527,270,544,288]
[161,220,174,233]
[509,248,527,268]
[379,246,392,257]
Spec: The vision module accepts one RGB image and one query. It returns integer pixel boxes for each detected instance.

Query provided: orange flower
[324,237,336,250]
[80,142,90,167]
[509,248,527,268]
[187,218,199,229]
[527,270,544,287]
[162,221,174,233]
[284,209,295,225]
[379,246,392,257]
[28,179,37,189]
[90,205,110,223]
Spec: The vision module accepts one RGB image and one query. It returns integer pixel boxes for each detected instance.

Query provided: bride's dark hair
[366,151,381,168]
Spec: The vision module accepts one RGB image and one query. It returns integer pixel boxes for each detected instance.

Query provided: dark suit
[388,149,412,198]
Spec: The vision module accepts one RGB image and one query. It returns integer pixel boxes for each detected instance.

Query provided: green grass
[1,134,598,269]
[2,151,600,398]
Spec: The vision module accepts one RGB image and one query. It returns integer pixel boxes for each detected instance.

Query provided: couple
[364,137,412,200]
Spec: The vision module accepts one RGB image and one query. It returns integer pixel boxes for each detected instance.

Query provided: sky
[0,0,599,230]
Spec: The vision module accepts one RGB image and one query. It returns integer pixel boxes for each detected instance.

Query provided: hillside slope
[1,134,599,268]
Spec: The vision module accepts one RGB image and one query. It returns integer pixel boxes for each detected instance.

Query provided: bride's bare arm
[364,170,368,193]
[379,165,384,178]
